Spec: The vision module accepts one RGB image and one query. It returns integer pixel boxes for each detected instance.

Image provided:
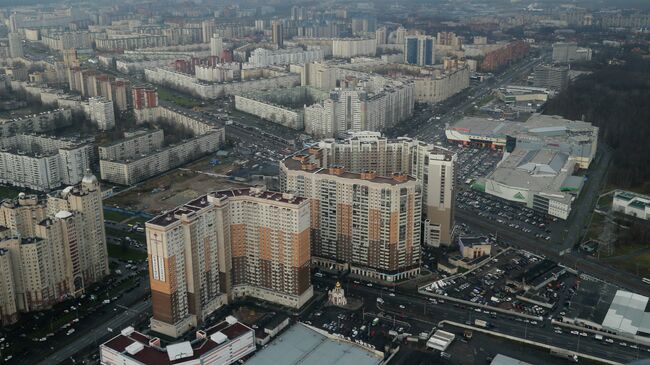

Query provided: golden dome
[335,281,341,289]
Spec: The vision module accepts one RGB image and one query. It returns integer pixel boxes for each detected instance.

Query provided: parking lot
[423,248,580,320]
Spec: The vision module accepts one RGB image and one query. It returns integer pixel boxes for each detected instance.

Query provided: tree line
[544,53,650,193]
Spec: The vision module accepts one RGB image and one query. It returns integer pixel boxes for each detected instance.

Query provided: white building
[144,67,300,99]
[248,47,324,67]
[99,129,164,161]
[210,35,223,57]
[612,190,650,220]
[304,81,414,138]
[100,321,255,365]
[0,135,92,191]
[8,33,23,58]
[195,63,240,83]
[552,42,592,63]
[332,38,377,58]
[87,97,115,130]
[414,64,470,103]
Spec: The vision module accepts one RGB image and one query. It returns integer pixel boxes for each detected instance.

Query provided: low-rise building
[612,190,650,220]
[100,320,256,365]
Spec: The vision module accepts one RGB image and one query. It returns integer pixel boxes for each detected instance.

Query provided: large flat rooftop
[147,188,307,228]
[245,323,383,365]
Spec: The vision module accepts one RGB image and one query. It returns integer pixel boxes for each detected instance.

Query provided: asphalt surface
[36,299,152,365]
[313,275,650,364]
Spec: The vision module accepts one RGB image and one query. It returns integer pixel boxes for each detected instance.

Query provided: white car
[399,305,405,309]
[570,330,579,335]
[605,338,614,343]
[389,293,396,297]
[579,332,588,337]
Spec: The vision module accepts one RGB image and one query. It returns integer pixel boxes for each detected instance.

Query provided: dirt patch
[106,169,247,214]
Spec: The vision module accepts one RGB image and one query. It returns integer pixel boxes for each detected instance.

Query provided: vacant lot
[106,168,247,214]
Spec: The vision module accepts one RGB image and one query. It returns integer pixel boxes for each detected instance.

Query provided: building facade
[211,188,313,309]
[248,47,324,67]
[405,35,435,66]
[315,132,456,246]
[0,134,92,191]
[0,174,108,325]
[87,96,115,130]
[280,148,422,282]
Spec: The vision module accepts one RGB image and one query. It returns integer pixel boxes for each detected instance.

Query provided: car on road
[399,305,405,309]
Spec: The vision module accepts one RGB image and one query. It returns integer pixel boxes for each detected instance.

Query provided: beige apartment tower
[281,147,422,283]
[0,172,108,325]
[145,187,312,338]
[315,132,456,246]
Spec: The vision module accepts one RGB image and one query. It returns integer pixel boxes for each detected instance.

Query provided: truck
[464,329,473,339]
[550,349,579,362]
[474,319,489,328]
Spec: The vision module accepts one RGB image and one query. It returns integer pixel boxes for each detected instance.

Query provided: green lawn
[103,209,133,222]
[125,215,149,225]
[107,243,147,261]
[611,252,650,278]
[0,185,25,199]
[157,88,202,108]
[105,227,145,241]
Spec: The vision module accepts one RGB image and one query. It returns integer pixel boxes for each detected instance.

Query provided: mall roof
[245,323,382,365]
[602,290,650,336]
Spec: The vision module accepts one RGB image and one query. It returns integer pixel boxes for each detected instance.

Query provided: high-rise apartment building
[0,173,108,325]
[533,64,569,90]
[8,33,23,59]
[280,147,422,282]
[314,132,457,246]
[146,197,228,338]
[405,35,435,66]
[272,21,284,49]
[211,188,312,309]
[376,27,388,45]
[210,35,223,57]
[132,87,159,110]
[145,187,312,338]
[88,96,115,130]
[395,27,407,45]
[201,19,217,43]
